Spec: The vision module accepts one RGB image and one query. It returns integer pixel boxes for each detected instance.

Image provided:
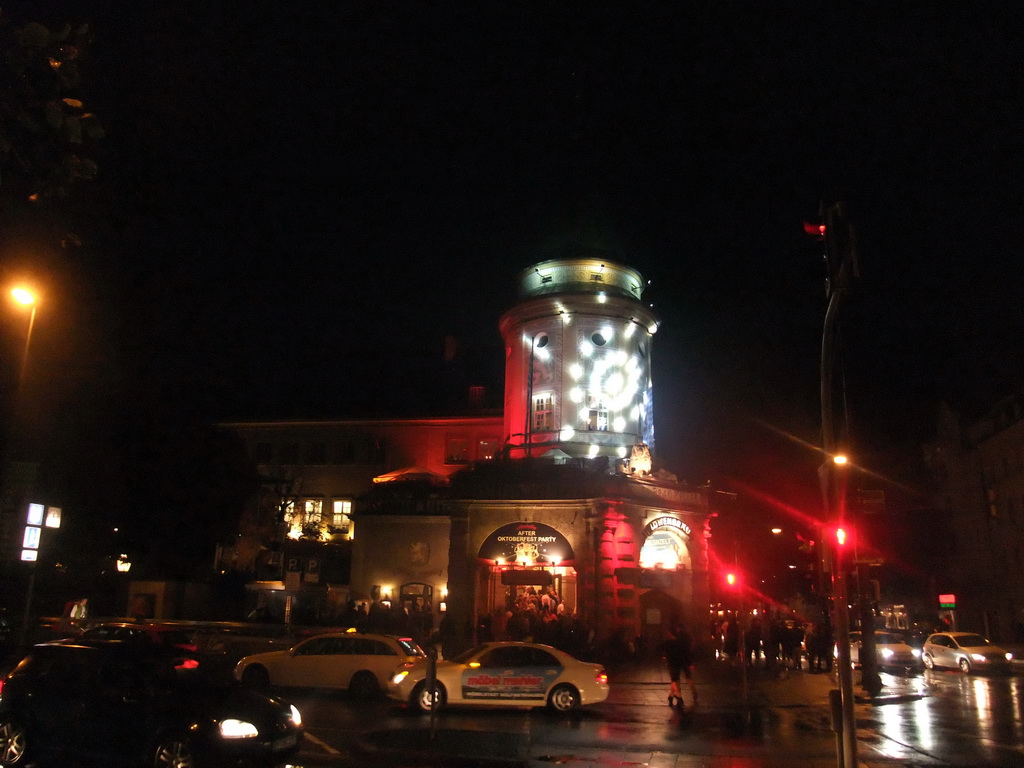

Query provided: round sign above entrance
[479,522,575,565]
[640,516,691,570]
[643,516,691,538]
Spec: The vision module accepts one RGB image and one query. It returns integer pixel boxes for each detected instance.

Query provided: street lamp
[10,286,38,391]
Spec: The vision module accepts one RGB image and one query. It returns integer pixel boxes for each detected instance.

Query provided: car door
[286,636,344,688]
[929,635,953,667]
[21,649,95,758]
[461,646,562,706]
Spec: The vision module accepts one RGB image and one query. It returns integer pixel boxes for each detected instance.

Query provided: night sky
[3,2,1023,566]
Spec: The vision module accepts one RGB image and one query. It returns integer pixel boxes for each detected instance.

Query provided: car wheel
[922,653,934,670]
[349,670,380,698]
[241,665,270,689]
[959,657,972,674]
[152,734,200,768]
[0,720,29,766]
[412,681,445,713]
[547,684,581,713]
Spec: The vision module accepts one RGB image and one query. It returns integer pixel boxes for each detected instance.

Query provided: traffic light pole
[818,201,860,768]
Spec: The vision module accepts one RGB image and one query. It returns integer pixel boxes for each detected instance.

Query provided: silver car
[922,631,1012,674]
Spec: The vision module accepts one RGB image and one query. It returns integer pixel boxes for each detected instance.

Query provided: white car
[850,630,921,669]
[388,641,609,713]
[922,632,1013,674]
[234,631,425,695]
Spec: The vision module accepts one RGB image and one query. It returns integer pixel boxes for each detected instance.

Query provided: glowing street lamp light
[10,286,38,390]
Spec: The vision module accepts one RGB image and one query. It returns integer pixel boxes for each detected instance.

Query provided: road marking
[303,730,342,754]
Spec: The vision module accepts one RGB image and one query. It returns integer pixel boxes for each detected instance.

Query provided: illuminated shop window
[478,439,501,460]
[533,394,554,432]
[446,437,469,465]
[332,499,353,538]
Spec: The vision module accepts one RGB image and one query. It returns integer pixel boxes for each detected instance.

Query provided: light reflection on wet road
[289,667,1024,766]
[860,669,1024,765]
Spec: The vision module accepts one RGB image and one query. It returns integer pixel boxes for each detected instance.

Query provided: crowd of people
[714,611,835,672]
[480,586,593,658]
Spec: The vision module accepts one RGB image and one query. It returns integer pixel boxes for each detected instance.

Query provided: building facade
[221,256,712,656]
[924,395,1024,640]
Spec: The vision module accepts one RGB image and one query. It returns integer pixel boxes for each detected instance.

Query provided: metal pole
[819,202,859,768]
[19,566,36,646]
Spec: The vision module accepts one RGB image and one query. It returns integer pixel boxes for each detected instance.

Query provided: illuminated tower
[499,256,659,463]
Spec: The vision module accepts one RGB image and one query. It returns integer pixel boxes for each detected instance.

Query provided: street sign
[938,593,956,609]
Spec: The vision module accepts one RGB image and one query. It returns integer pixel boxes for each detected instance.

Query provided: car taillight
[0,677,5,696]
[595,671,608,685]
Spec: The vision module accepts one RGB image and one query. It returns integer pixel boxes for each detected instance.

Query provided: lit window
[283,498,324,540]
[533,394,554,432]
[332,499,353,538]
[446,437,469,465]
[586,394,608,431]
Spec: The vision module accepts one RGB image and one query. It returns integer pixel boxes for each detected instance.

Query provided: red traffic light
[835,527,848,547]
[725,572,737,586]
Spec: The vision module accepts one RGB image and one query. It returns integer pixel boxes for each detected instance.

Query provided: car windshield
[954,634,989,648]
[875,634,900,645]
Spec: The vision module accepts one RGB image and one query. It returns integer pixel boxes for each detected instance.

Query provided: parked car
[388,641,609,714]
[922,631,1013,674]
[78,622,201,669]
[234,630,425,696]
[0,638,302,767]
[849,630,921,669]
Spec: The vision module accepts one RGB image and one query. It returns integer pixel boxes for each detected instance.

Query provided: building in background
[924,395,1024,641]
[221,255,712,657]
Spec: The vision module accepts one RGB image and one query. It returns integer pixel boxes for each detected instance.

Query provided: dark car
[78,622,201,669]
[0,639,302,767]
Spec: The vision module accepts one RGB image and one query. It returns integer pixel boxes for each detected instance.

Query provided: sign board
[938,593,956,609]
[480,522,574,565]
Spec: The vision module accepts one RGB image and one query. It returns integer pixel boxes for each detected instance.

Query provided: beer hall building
[223,257,712,656]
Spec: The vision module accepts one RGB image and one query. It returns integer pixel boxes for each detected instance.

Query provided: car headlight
[970,653,986,662]
[289,704,302,727]
[392,670,409,685]
[880,648,894,659]
[911,649,921,658]
[1005,653,1013,661]
[219,719,259,739]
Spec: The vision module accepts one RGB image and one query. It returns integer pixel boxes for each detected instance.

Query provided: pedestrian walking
[660,623,698,708]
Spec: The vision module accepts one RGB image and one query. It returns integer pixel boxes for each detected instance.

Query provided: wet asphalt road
[283,666,1024,766]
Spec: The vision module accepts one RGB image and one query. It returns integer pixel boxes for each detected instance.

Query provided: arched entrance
[636,516,695,657]
[475,522,577,642]
[639,588,683,658]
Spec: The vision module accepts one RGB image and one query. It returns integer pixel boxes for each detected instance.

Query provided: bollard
[829,688,844,768]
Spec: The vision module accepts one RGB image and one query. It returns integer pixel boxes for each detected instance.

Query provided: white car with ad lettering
[388,641,609,713]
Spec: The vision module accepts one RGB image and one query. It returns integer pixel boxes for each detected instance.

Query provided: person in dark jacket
[660,623,698,708]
